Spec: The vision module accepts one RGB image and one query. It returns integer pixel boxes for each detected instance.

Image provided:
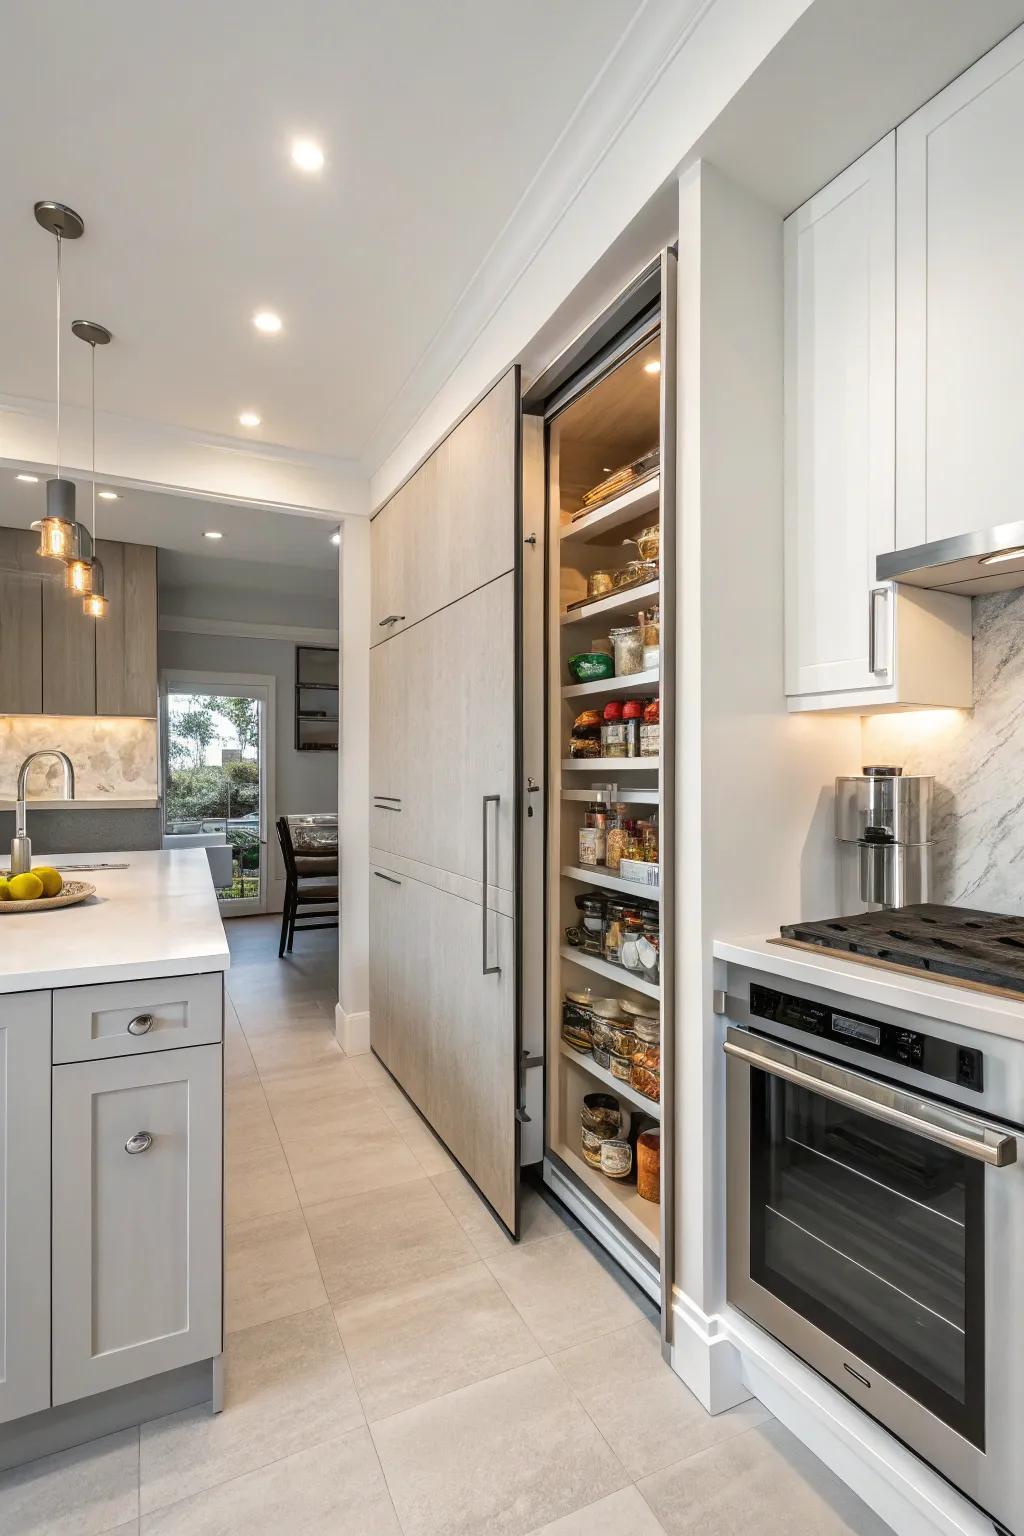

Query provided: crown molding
[359,0,718,480]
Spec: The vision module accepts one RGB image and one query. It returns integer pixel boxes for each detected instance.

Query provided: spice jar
[603,900,626,965]
[630,1014,661,1103]
[609,625,644,676]
[620,909,646,973]
[637,1128,660,1202]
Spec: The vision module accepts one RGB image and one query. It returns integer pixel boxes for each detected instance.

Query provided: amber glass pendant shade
[82,557,107,617]
[37,515,75,560]
[65,557,93,595]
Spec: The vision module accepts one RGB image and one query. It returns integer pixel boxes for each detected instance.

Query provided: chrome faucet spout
[10,750,76,876]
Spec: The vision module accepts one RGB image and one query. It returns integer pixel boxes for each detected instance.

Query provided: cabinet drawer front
[52,1044,222,1404]
[53,972,223,1063]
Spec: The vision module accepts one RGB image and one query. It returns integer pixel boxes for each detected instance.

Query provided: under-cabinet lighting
[253,310,282,334]
[643,360,661,375]
[290,138,324,173]
[16,473,39,483]
[98,489,119,500]
[980,546,1024,566]
[238,411,261,427]
[204,530,223,540]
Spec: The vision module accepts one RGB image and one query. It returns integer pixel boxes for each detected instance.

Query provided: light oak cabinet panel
[369,867,397,1068]
[42,574,96,715]
[95,539,158,716]
[897,25,1024,548]
[371,369,517,643]
[0,568,43,713]
[0,992,51,1426]
[51,1043,223,1404]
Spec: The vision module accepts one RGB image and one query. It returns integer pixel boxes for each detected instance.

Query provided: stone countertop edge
[713,934,1024,1044]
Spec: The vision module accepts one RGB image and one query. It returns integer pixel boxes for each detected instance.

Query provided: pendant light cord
[55,230,62,479]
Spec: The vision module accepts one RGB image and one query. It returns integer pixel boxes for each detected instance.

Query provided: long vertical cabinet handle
[868,585,890,675]
[481,794,501,975]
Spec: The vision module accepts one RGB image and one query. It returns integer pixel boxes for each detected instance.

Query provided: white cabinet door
[784,133,896,698]
[52,1044,222,1404]
[897,24,1024,548]
[0,992,50,1425]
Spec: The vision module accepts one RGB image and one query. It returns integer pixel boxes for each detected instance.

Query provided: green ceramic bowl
[568,651,615,683]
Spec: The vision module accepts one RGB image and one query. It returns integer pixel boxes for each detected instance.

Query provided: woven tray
[0,880,95,914]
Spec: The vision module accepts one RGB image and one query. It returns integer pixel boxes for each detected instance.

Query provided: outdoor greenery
[165,693,263,894]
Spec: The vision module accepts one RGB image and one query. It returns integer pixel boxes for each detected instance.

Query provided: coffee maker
[835,765,934,912]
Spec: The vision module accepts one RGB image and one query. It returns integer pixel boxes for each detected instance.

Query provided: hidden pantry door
[369,368,532,1236]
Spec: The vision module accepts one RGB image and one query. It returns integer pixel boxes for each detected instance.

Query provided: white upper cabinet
[897,25,1024,549]
[784,134,973,711]
[784,134,897,700]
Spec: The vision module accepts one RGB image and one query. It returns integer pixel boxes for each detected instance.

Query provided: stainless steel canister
[835,766,934,911]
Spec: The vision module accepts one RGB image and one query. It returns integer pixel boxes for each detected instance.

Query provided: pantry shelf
[561,668,659,700]
[559,477,660,545]
[559,945,660,999]
[555,1141,660,1253]
[561,758,659,773]
[562,865,661,901]
[560,579,659,628]
[559,1042,662,1119]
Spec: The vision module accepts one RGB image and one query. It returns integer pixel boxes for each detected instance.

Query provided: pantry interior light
[253,310,282,334]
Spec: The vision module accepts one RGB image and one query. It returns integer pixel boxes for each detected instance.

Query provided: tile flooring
[0,917,892,1535]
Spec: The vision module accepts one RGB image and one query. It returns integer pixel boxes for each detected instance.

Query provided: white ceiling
[0,0,642,471]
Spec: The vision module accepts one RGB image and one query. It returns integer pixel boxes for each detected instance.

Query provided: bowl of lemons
[0,868,95,912]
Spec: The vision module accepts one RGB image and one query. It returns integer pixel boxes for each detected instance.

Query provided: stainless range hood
[877,523,1024,595]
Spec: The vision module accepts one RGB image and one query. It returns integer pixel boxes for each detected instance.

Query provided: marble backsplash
[0,715,159,802]
[862,588,1024,915]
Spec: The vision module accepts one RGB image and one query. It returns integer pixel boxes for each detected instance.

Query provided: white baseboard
[668,1289,994,1536]
[335,1004,370,1055]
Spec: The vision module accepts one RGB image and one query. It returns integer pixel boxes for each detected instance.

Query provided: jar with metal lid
[620,909,646,973]
[630,1015,660,1102]
[609,625,643,676]
[603,901,626,965]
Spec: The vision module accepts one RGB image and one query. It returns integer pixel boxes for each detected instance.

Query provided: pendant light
[33,201,84,560]
[71,320,112,617]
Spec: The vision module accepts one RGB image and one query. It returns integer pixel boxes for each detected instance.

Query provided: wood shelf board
[559,945,660,999]
[560,579,659,627]
[561,758,659,773]
[562,865,661,902]
[558,1041,661,1118]
[561,668,659,699]
[559,478,660,545]
[555,1141,660,1253]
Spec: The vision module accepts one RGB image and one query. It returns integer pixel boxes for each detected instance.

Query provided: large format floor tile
[304,1177,478,1306]
[0,1427,139,1536]
[371,1357,629,1536]
[280,1121,427,1206]
[224,1207,327,1332]
[225,1133,299,1225]
[552,1320,770,1478]
[335,1260,542,1421]
[638,1420,892,1536]
[141,1427,400,1536]
[433,1170,573,1257]
[140,1306,362,1513]
[485,1230,650,1353]
[526,1486,667,1535]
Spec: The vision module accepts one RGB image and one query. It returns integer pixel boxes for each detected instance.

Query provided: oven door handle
[724,1030,1019,1168]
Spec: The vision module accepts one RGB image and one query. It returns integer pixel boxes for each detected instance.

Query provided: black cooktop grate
[779,904,1024,996]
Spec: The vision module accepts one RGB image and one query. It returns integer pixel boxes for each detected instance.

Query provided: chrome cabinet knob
[124,1131,153,1155]
[127,1013,154,1036]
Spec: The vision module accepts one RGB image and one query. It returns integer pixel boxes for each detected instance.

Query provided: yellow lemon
[33,866,63,898]
[8,873,43,901]
[0,877,10,900]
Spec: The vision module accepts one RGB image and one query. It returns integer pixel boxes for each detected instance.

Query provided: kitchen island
[0,848,228,1470]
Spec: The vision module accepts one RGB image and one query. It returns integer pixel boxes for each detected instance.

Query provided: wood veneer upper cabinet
[896,23,1024,547]
[371,368,518,644]
[0,526,45,713]
[42,573,96,715]
[95,539,158,716]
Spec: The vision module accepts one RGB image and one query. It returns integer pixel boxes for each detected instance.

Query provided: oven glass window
[750,1072,985,1447]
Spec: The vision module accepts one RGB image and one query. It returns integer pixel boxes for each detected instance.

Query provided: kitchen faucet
[10,751,76,876]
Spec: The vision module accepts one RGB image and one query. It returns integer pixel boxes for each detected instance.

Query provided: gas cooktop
[779,904,1024,998]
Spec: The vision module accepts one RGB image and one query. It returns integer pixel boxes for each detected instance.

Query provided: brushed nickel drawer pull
[125,1131,153,1155]
[378,614,405,628]
[127,1013,154,1036]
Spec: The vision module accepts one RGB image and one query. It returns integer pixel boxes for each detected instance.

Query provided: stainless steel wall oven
[725,975,1024,1534]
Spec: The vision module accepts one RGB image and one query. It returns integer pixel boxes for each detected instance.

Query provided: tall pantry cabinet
[369,369,541,1237]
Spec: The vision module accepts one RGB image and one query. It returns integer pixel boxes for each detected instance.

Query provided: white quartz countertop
[713,933,1024,1044]
[0,849,230,994]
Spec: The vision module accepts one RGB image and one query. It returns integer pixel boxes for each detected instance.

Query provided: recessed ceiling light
[643,360,661,375]
[253,310,282,334]
[330,530,341,546]
[204,530,223,541]
[238,411,261,428]
[291,137,324,173]
[980,545,1024,566]
[15,473,39,483]
[97,489,119,500]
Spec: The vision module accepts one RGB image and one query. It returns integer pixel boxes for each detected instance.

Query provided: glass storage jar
[620,910,646,973]
[609,625,644,676]
[578,894,605,956]
[603,901,626,965]
[587,570,615,600]
[630,1015,661,1102]
[561,997,594,1053]
[642,606,660,670]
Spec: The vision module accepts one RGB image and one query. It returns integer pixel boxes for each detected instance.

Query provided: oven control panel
[748,984,984,1091]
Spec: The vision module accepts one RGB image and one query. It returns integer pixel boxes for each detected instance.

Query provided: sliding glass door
[162,672,274,916]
